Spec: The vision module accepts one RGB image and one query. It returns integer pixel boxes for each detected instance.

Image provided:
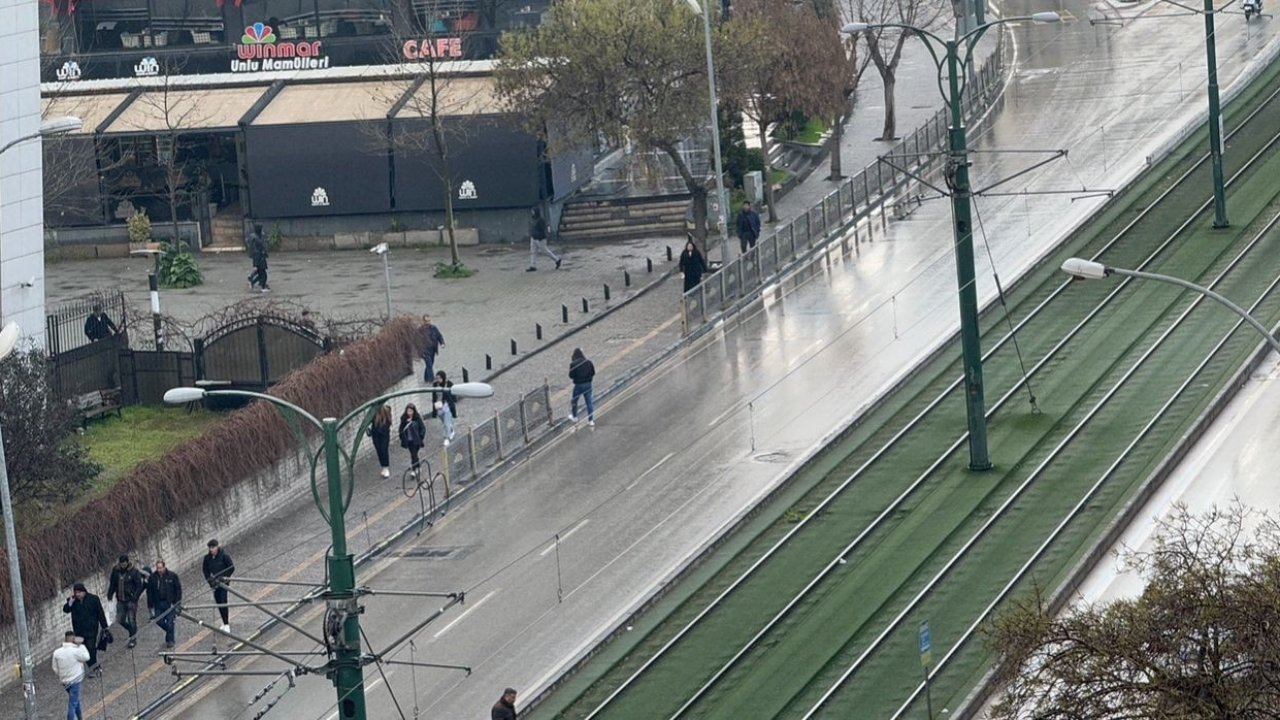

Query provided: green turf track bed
[535,55,1280,720]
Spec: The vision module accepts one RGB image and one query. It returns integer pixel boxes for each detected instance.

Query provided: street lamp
[682,0,732,263]
[0,323,38,720]
[369,243,392,320]
[842,12,1060,471]
[1061,258,1280,352]
[0,116,84,156]
[163,380,494,720]
[1198,0,1230,228]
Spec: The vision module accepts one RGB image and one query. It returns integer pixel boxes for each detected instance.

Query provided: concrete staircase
[206,204,246,253]
[557,194,690,242]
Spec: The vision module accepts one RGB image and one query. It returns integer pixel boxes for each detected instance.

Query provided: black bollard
[562,304,569,323]
[485,354,492,370]
[581,297,589,313]
[511,338,518,356]
[462,367,470,382]
[536,323,543,340]
[666,246,673,261]
[647,258,654,273]
[604,284,611,301]
[624,270,632,287]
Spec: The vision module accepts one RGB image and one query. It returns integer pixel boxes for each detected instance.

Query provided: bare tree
[376,2,483,269]
[841,0,947,141]
[496,0,722,241]
[723,0,850,219]
[128,60,212,252]
[988,503,1280,720]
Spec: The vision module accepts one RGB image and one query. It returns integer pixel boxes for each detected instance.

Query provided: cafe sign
[232,23,330,73]
[402,37,463,61]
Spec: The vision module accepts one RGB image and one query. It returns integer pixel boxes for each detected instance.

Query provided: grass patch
[776,118,828,145]
[433,261,478,279]
[81,405,226,494]
[769,168,791,187]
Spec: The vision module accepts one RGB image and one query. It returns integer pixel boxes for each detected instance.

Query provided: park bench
[75,388,123,426]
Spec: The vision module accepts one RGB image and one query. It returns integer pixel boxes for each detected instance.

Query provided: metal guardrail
[681,32,1007,335]
[441,383,554,488]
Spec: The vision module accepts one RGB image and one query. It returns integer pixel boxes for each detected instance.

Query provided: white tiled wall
[0,0,46,347]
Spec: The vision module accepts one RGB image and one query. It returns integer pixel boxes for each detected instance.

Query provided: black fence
[194,315,328,390]
[46,290,129,357]
[51,333,128,399]
[120,350,197,406]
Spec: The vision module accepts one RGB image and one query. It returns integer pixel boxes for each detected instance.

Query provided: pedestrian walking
[399,403,427,475]
[246,224,270,292]
[422,315,445,381]
[62,583,109,671]
[145,559,183,649]
[202,539,235,634]
[491,687,518,720]
[83,303,118,342]
[106,555,144,649]
[568,348,596,426]
[526,208,561,271]
[368,404,393,478]
[735,201,761,255]
[52,631,90,720]
[678,240,708,293]
[431,370,458,446]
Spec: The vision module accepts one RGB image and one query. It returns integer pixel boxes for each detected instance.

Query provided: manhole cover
[753,451,789,463]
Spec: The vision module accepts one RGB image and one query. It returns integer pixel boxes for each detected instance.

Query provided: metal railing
[681,31,1007,335]
[440,383,554,489]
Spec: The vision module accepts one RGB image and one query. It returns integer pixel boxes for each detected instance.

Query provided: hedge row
[0,317,423,624]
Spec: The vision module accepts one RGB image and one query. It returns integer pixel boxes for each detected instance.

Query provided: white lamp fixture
[163,387,207,404]
[1060,258,1110,280]
[39,116,84,136]
[0,323,20,360]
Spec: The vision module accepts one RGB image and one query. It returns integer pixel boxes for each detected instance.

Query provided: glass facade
[38,0,549,81]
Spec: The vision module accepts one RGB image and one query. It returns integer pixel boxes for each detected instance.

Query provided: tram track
[542,56,1280,720]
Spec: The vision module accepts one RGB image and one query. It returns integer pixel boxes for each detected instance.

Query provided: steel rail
[802,201,1280,719]
[584,78,1280,720]
[882,220,1280,720]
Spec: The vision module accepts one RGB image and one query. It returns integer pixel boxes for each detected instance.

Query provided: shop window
[148,0,225,48]
[315,0,392,38]
[240,0,320,41]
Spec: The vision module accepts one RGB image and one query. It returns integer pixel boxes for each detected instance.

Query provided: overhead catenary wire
[972,198,1041,413]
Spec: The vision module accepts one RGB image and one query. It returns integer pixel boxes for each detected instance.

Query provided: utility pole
[944,40,992,471]
[1202,0,1229,228]
[322,417,367,719]
[0,423,37,720]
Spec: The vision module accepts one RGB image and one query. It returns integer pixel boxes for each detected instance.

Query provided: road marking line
[540,519,591,557]
[432,590,499,639]
[627,452,675,490]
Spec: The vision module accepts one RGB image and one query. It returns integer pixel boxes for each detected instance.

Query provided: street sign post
[919,622,935,720]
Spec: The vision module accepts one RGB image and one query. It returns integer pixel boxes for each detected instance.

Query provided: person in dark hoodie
[491,687,518,720]
[369,404,393,478]
[568,348,596,427]
[678,240,708,293]
[202,539,235,634]
[107,555,144,649]
[63,583,109,670]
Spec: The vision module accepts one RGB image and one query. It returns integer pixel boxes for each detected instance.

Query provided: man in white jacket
[52,632,90,720]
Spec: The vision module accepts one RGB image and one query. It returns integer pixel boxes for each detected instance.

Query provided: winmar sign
[232,23,330,72]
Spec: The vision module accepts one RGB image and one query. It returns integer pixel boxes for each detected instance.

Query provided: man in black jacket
[246,224,270,292]
[63,583,109,670]
[568,348,596,426]
[202,539,235,633]
[83,304,118,342]
[491,687,517,720]
[146,559,183,648]
[107,555,144,649]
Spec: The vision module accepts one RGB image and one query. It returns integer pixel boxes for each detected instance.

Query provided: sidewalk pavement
[15,40,952,720]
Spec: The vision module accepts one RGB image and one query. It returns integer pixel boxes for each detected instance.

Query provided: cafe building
[37,0,593,248]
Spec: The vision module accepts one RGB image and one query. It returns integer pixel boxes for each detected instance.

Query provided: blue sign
[919,621,933,667]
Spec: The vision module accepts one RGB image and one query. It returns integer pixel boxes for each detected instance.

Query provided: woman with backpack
[398,403,427,476]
